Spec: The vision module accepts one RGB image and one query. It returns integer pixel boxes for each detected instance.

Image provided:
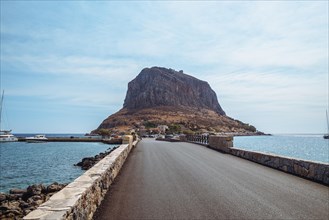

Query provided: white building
[157,125,169,134]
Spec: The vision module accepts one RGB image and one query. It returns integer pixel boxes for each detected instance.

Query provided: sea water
[15,133,87,138]
[0,141,116,193]
[234,135,329,164]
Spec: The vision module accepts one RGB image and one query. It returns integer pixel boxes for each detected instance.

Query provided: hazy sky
[0,1,328,134]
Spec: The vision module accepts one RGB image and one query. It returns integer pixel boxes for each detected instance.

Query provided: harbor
[16,136,122,144]
[1,134,328,219]
[2,134,328,194]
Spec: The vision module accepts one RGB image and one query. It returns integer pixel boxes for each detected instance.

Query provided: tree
[168,124,181,134]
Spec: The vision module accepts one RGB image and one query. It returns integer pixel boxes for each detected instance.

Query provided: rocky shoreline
[74,145,118,170]
[0,182,67,219]
[0,146,119,219]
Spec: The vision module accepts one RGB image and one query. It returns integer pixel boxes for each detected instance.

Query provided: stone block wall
[122,135,133,145]
[230,148,329,185]
[208,136,233,153]
[204,135,328,185]
[24,138,139,220]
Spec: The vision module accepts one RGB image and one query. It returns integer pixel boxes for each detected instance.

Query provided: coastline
[2,133,327,219]
[0,182,67,219]
[23,136,138,219]
[0,144,120,219]
[16,137,123,144]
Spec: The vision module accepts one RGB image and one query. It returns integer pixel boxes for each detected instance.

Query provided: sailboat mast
[0,90,4,131]
[326,110,329,135]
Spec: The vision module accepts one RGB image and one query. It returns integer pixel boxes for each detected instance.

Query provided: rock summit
[123,67,225,115]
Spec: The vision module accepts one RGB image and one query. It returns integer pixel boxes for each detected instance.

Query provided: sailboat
[324,110,329,139]
[0,90,18,142]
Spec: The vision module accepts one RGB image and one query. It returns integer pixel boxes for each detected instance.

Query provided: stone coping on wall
[24,138,138,220]
[229,147,329,185]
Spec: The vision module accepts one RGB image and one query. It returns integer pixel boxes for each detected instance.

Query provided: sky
[0,1,328,134]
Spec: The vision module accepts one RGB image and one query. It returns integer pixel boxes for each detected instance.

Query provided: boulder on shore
[74,146,118,170]
[0,182,67,219]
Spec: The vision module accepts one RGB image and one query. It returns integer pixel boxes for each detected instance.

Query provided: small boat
[0,91,18,142]
[0,130,18,142]
[25,134,48,143]
[324,110,329,139]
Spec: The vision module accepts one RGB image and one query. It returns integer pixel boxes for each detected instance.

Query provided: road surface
[94,139,329,219]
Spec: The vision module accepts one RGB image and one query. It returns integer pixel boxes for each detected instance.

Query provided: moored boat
[324,110,329,139]
[0,130,18,142]
[0,91,18,142]
[25,134,48,143]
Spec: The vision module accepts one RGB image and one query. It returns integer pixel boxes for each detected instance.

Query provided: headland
[93,67,264,137]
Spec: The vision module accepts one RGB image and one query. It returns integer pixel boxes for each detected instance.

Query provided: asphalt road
[93,139,329,220]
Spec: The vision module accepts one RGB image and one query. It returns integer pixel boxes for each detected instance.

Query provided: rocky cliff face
[95,67,260,135]
[123,67,225,115]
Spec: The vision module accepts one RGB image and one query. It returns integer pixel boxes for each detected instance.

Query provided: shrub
[168,124,181,133]
[97,128,111,137]
[183,129,195,135]
[143,121,157,128]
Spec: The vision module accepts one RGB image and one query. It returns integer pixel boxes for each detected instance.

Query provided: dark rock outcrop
[123,67,225,115]
[0,182,67,219]
[74,146,118,170]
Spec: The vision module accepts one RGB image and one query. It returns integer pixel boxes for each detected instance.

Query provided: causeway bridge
[25,136,329,220]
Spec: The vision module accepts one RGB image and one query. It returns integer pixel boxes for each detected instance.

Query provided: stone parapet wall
[24,138,139,220]
[208,136,233,153]
[230,148,329,185]
[205,135,328,185]
[122,135,133,145]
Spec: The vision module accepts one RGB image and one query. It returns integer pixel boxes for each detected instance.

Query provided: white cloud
[1,55,140,109]
[206,69,327,105]
[1,1,328,133]
[2,55,140,80]
[203,69,328,133]
[156,1,329,69]
[228,39,327,68]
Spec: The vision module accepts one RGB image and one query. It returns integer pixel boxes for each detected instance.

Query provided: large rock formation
[95,67,260,135]
[123,67,225,115]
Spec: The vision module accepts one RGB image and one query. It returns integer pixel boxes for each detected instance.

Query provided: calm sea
[1,134,328,193]
[234,135,329,164]
[14,133,87,138]
[0,140,116,193]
